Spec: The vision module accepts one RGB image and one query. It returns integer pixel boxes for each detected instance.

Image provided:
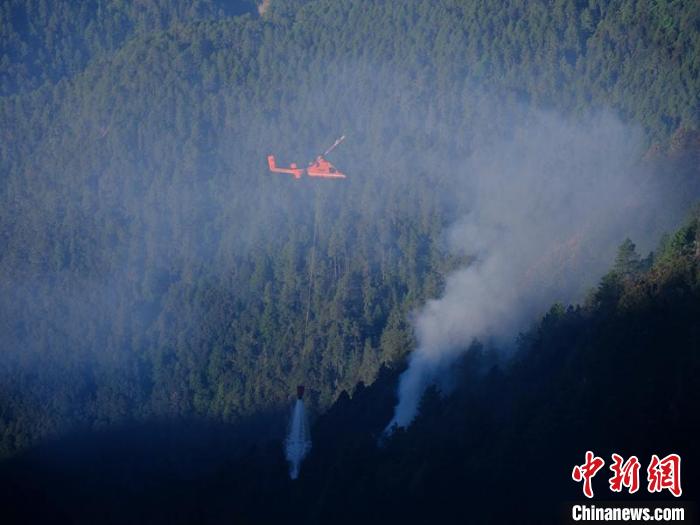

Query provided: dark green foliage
[0,0,258,95]
[0,0,698,461]
[613,238,642,277]
[257,212,700,524]
[1,214,698,525]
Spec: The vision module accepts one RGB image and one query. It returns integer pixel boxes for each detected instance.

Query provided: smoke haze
[386,111,691,431]
[1,48,695,452]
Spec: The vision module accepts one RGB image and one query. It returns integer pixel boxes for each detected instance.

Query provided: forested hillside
[0,0,258,95]
[1,0,699,463]
[2,212,698,524]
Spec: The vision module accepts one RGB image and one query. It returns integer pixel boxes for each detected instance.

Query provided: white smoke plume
[285,398,312,479]
[385,110,684,431]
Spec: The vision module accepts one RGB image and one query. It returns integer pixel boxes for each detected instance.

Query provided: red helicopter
[268,135,347,180]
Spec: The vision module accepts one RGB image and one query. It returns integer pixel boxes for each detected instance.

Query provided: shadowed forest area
[0,0,699,523]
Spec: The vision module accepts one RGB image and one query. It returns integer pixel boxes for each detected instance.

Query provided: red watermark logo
[572,451,682,498]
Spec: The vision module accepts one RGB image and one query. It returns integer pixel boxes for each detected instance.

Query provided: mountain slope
[0,0,698,459]
[1,213,698,524]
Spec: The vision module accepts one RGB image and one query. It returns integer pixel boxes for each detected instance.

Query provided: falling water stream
[285,398,312,479]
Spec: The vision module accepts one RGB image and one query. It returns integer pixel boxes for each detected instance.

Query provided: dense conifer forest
[0,0,698,523]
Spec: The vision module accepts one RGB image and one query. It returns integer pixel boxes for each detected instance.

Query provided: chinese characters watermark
[572,451,682,498]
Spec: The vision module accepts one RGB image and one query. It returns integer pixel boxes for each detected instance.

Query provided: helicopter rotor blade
[322,135,346,157]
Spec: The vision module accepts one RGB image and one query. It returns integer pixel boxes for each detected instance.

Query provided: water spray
[285,385,312,479]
